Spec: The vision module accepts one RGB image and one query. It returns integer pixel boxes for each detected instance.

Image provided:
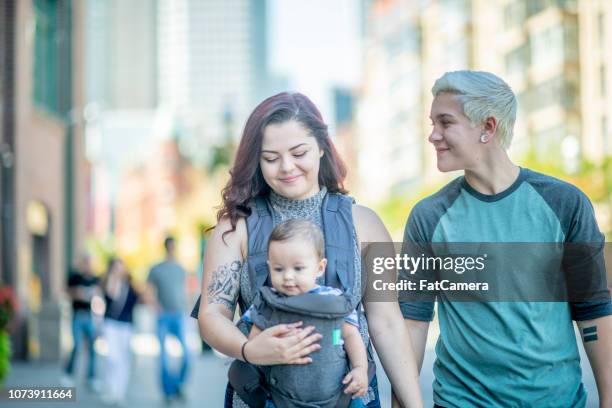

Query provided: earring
[480,133,489,143]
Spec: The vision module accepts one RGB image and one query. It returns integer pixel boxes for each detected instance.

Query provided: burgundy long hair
[218,92,348,236]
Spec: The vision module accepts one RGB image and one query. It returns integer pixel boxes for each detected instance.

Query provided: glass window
[504,1,526,29]
[33,0,71,117]
[555,0,578,11]
[563,20,579,60]
[531,25,564,67]
[526,0,545,17]
[530,75,574,111]
[33,0,58,113]
[505,43,530,75]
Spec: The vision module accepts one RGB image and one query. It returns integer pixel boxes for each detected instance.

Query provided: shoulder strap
[322,193,357,295]
[246,193,358,303]
[245,197,274,297]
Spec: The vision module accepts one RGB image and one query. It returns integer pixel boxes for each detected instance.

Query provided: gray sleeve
[527,175,603,242]
[398,180,463,322]
[563,191,611,320]
[399,202,436,322]
[528,176,611,320]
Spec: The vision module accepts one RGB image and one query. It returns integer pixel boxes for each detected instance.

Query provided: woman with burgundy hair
[192,92,423,407]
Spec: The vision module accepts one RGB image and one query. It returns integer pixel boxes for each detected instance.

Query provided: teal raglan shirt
[400,167,612,408]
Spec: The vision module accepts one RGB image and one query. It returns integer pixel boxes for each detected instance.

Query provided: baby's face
[267,238,326,296]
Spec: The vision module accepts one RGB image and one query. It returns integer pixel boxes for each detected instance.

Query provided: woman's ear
[319,148,324,158]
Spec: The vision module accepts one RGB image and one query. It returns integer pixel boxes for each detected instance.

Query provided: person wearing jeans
[147,236,190,402]
[63,254,100,390]
[157,312,190,398]
[65,310,97,382]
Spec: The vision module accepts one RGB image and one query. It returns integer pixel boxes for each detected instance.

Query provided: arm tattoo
[207,260,242,313]
[582,325,598,343]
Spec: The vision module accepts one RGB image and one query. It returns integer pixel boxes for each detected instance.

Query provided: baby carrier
[229,193,375,408]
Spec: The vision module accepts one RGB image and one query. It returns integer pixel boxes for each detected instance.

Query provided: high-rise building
[578,0,611,162]
[357,0,611,202]
[157,0,271,159]
[85,0,158,110]
[84,0,159,239]
[333,88,358,191]
[500,0,582,164]
[356,0,425,200]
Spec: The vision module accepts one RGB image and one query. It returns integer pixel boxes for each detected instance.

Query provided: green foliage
[520,153,610,202]
[0,331,11,386]
[374,151,612,240]
[209,142,236,174]
[374,183,444,241]
[84,236,118,276]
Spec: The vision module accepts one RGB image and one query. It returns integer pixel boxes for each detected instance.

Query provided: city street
[1,1,610,408]
[3,314,600,407]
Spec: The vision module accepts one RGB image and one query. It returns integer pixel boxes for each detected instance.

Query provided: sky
[268,0,363,127]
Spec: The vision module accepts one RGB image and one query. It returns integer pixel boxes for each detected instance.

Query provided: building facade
[157,0,271,163]
[0,0,87,360]
[357,0,610,206]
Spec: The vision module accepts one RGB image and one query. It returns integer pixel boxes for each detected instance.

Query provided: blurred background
[0,0,610,406]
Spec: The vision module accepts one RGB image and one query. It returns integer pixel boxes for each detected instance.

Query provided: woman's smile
[279,175,302,183]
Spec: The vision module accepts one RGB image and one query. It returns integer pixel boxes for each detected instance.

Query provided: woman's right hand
[244,322,322,365]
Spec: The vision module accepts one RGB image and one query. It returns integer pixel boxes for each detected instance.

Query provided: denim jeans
[65,310,97,379]
[157,312,190,397]
[364,375,381,408]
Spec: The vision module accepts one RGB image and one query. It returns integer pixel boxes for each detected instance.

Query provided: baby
[229,219,368,408]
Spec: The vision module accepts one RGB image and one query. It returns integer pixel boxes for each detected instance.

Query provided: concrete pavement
[2,308,600,407]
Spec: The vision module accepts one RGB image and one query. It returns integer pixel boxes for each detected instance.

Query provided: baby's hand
[342,366,368,398]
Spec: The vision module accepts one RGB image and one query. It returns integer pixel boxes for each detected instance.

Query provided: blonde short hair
[432,70,517,149]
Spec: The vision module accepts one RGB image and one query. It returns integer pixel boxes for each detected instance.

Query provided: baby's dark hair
[268,219,325,259]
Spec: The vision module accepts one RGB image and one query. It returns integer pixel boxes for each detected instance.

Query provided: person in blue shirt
[400,70,612,407]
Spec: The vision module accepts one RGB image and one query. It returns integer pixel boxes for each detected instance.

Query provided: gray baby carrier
[229,193,375,408]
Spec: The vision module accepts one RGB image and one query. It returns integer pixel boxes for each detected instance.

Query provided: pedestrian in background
[101,257,140,406]
[147,236,190,403]
[62,253,101,391]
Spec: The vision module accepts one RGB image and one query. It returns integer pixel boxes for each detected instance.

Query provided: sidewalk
[3,349,228,408]
[3,316,599,407]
